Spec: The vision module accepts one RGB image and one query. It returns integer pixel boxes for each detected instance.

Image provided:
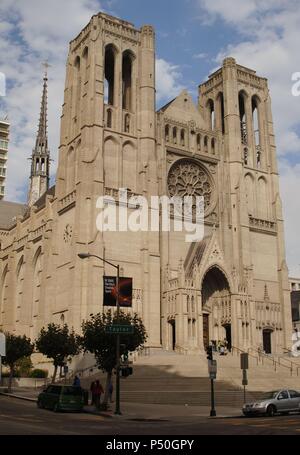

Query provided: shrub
[1,371,20,378]
[16,356,33,377]
[29,369,48,378]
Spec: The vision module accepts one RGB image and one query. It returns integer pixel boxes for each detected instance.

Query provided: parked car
[37,385,84,412]
[243,389,300,417]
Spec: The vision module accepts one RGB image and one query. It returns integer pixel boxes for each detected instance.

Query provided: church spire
[28,63,51,206]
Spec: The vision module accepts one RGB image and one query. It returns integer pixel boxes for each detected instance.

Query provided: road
[1,395,300,435]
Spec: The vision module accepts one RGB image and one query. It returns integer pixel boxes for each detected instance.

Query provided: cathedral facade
[0,13,292,356]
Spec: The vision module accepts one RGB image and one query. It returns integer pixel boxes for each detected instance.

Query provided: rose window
[168,159,213,210]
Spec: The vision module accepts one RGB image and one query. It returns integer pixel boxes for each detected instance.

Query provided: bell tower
[28,65,50,206]
[198,57,292,350]
[56,13,157,200]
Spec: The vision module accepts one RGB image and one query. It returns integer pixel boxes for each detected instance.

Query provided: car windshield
[261,391,279,400]
[62,386,83,396]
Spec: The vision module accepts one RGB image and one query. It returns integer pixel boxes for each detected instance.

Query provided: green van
[37,385,84,412]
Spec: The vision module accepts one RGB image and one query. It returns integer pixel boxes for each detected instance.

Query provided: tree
[81,310,147,407]
[36,324,81,383]
[2,333,34,392]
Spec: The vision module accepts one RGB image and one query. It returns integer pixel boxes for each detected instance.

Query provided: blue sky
[0,0,300,275]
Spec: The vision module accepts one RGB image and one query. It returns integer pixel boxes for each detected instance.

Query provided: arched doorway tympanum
[201,267,231,350]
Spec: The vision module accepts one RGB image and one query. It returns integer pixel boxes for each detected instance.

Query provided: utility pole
[207,345,217,417]
[78,253,122,415]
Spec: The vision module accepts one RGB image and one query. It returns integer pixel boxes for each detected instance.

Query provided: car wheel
[37,400,43,409]
[53,403,60,413]
[266,405,276,417]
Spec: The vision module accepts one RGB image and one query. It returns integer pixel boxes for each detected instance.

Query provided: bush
[1,371,20,378]
[29,369,48,378]
[16,356,33,377]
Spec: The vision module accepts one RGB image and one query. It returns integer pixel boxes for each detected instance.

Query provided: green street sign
[105,324,134,334]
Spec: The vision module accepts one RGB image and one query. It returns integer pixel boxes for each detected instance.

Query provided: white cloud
[279,160,300,277]
[197,0,300,275]
[0,0,100,202]
[193,53,207,60]
[156,58,185,105]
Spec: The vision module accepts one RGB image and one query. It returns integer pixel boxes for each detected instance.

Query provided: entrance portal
[223,324,232,351]
[168,320,176,351]
[263,329,272,354]
[201,267,231,350]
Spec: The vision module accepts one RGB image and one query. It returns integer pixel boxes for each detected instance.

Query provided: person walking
[90,381,96,405]
[94,380,104,410]
[73,375,81,387]
[108,380,114,403]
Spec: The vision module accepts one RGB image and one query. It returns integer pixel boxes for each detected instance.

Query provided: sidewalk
[0,387,242,420]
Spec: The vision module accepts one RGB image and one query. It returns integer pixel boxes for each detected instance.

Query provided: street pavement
[1,394,300,435]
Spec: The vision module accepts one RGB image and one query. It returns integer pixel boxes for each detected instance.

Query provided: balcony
[0,140,8,151]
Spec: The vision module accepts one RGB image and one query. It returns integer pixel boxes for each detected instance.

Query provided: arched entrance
[168,319,176,351]
[263,329,272,354]
[201,267,231,350]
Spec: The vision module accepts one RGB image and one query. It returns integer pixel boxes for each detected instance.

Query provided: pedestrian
[90,381,96,405]
[94,380,104,410]
[73,375,81,387]
[108,380,114,403]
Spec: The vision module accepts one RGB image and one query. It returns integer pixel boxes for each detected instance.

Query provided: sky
[0,0,300,276]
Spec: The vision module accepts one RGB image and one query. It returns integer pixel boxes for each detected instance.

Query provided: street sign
[105,325,134,334]
[0,333,5,356]
[240,353,249,370]
[208,359,217,379]
[242,369,248,386]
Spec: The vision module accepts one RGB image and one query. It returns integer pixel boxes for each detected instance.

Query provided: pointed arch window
[16,257,25,325]
[104,45,116,106]
[0,265,8,327]
[217,92,225,134]
[180,129,185,146]
[239,91,248,145]
[252,96,261,167]
[122,51,134,111]
[165,125,170,142]
[207,99,215,131]
[173,127,177,144]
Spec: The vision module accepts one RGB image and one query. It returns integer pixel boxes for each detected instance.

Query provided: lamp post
[78,253,121,415]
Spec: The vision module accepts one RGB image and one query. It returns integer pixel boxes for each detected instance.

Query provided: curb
[0,392,37,402]
[0,392,114,418]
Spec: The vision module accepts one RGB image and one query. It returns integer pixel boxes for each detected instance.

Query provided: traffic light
[121,366,133,377]
[206,345,213,361]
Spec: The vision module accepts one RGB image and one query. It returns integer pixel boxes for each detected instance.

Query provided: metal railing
[231,345,300,376]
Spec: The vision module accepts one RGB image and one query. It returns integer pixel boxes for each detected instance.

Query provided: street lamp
[78,252,121,415]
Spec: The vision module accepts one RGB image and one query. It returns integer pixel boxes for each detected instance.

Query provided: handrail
[248,347,299,376]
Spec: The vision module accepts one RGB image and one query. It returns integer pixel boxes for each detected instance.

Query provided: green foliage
[15,356,33,377]
[36,323,81,367]
[81,310,147,373]
[1,370,20,378]
[29,369,48,378]
[2,333,34,370]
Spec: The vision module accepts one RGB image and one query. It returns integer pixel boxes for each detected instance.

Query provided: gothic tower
[197,57,292,351]
[28,67,50,206]
[54,13,161,345]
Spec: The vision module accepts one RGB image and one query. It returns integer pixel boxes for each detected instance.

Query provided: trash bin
[83,389,89,406]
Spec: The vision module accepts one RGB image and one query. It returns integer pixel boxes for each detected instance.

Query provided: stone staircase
[75,348,300,407]
[78,350,261,407]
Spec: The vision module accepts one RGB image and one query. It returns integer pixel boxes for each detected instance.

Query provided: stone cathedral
[0,12,293,357]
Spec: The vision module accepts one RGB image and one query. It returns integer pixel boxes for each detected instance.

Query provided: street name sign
[0,333,5,356]
[105,325,134,334]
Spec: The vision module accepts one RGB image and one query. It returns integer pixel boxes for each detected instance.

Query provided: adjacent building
[0,118,9,199]
[0,12,293,357]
